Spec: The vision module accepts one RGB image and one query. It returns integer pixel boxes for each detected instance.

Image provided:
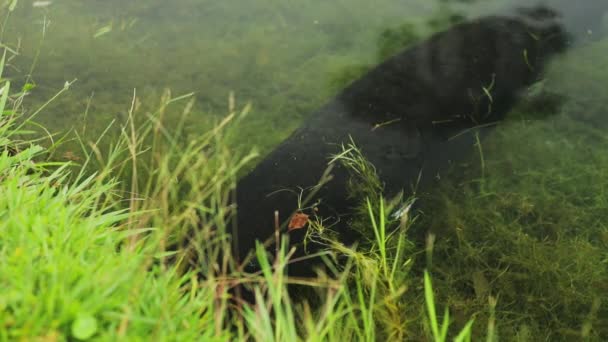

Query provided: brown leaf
[288,212,309,231]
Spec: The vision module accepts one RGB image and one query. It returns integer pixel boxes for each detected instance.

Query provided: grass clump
[1,65,447,340]
[1,82,480,340]
[318,142,484,340]
[0,89,221,341]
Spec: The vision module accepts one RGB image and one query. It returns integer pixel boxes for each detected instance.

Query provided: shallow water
[4,0,440,153]
[3,0,608,338]
[4,0,604,155]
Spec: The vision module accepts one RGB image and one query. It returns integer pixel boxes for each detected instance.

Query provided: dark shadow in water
[233,5,568,275]
[328,6,467,94]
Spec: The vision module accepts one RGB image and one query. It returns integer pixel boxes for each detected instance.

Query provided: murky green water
[3,0,443,154]
[3,0,608,338]
[7,0,604,156]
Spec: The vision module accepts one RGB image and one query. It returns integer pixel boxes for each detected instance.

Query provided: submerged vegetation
[1,0,607,340]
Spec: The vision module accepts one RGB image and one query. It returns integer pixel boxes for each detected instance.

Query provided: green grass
[1,64,489,340]
[0,93,460,342]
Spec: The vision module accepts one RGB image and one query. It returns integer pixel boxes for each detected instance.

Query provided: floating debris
[288,212,309,231]
[32,1,52,8]
[391,198,416,220]
[94,22,113,38]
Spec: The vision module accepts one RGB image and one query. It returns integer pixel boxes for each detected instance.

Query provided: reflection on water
[3,0,608,339]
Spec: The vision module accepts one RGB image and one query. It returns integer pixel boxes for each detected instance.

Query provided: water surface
[5,0,603,155]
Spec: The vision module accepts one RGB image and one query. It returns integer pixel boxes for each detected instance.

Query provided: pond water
[5,0,605,155]
[3,0,608,339]
[7,0,449,153]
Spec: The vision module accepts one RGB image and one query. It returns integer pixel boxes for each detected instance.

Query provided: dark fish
[233,6,568,274]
